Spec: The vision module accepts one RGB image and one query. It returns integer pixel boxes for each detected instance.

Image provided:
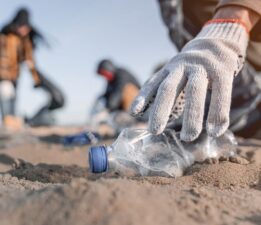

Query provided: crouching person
[0,8,64,129]
[91,59,142,137]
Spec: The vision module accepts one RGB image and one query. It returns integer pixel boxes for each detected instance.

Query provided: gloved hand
[131,20,249,141]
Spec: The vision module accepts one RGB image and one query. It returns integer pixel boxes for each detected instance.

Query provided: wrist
[205,19,249,33]
[214,6,259,32]
[196,22,249,53]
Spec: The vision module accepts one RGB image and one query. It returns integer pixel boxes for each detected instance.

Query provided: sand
[0,127,260,225]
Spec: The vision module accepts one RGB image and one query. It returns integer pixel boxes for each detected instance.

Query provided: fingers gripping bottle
[89,128,237,177]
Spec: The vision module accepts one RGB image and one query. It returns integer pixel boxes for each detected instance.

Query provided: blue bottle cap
[89,146,108,173]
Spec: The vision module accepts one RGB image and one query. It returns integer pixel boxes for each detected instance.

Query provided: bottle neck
[106,146,113,153]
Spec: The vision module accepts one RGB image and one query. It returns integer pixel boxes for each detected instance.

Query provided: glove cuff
[197,20,249,51]
[205,19,249,33]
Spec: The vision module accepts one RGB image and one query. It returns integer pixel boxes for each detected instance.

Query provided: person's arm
[214,6,260,31]
[107,79,124,111]
[23,38,41,86]
[131,5,260,142]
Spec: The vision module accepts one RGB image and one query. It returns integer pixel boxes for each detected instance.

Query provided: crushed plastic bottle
[63,131,99,146]
[88,128,237,178]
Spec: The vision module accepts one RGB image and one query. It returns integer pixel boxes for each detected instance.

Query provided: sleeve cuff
[216,0,261,41]
[216,0,261,16]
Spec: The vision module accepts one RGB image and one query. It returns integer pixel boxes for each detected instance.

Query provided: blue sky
[0,0,176,125]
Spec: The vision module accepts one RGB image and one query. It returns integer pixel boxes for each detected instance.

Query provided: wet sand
[0,127,260,225]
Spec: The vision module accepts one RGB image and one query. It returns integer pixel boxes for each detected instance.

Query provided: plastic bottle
[63,131,99,146]
[89,128,237,177]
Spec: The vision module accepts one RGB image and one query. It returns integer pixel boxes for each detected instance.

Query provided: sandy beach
[0,126,260,225]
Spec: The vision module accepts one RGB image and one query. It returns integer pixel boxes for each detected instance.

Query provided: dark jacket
[102,68,140,111]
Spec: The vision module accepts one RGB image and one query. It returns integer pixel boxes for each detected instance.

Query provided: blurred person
[0,8,64,129]
[89,59,142,138]
[97,59,140,113]
[63,59,142,146]
[131,0,261,140]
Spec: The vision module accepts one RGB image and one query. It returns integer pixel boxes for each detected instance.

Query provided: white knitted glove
[131,20,249,141]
